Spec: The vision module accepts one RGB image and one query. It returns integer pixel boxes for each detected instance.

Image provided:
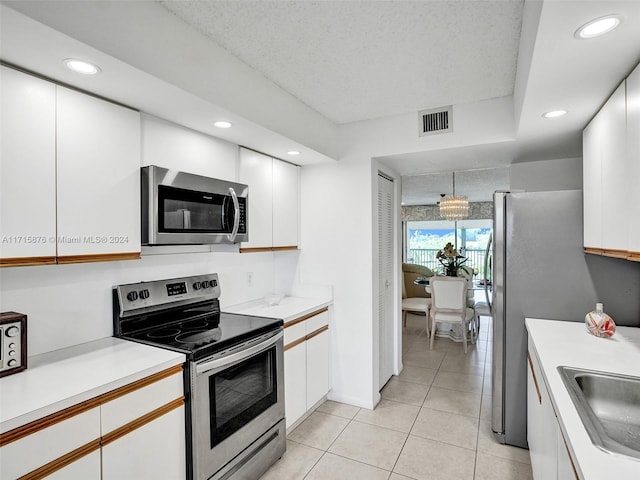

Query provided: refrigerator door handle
[484,233,492,310]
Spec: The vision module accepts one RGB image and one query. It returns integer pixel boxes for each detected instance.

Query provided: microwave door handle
[227,187,240,242]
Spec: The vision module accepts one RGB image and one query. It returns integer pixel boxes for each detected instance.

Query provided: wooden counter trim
[0,364,183,447]
[284,336,306,352]
[559,428,580,480]
[583,247,603,256]
[0,256,57,267]
[101,397,184,447]
[283,307,329,329]
[306,325,329,341]
[601,248,628,259]
[272,246,298,252]
[527,352,542,405]
[18,439,102,480]
[627,251,640,262]
[284,325,329,351]
[96,364,183,404]
[56,251,141,264]
[240,246,298,253]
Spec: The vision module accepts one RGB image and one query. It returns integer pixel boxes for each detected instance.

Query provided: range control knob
[139,289,150,300]
[8,350,16,356]
[5,326,19,337]
[193,282,202,291]
[202,280,210,289]
[7,359,17,367]
[126,291,138,302]
[211,279,218,287]
[8,343,16,349]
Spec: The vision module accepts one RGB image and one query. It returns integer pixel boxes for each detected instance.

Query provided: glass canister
[585,303,616,338]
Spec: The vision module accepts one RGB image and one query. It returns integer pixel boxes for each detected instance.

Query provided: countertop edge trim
[0,364,183,447]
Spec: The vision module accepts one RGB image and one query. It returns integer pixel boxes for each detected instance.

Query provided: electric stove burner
[176,329,222,344]
[181,319,211,330]
[147,328,181,339]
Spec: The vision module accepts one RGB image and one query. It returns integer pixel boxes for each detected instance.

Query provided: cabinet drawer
[101,372,183,434]
[305,310,329,334]
[284,321,307,345]
[0,407,100,480]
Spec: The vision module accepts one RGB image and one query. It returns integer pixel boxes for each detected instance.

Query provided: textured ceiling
[159,0,524,124]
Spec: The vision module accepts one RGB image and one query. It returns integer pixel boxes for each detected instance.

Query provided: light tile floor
[260,314,533,480]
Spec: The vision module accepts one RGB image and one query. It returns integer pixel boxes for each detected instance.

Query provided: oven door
[191,330,284,480]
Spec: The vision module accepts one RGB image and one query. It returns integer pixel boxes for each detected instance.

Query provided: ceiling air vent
[419,106,453,137]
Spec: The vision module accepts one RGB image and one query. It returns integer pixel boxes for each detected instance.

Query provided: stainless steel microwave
[142,166,248,245]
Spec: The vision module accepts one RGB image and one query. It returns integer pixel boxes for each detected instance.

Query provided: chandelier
[439,172,469,221]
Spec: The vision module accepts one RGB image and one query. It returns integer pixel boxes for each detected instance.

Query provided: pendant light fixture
[439,172,469,221]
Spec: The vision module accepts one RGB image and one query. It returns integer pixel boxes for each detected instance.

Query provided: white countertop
[526,318,640,479]
[224,295,332,324]
[0,337,185,434]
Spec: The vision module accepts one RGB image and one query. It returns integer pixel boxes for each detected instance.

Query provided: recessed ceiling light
[287,150,300,156]
[64,58,101,75]
[542,110,568,119]
[575,15,621,39]
[213,121,232,128]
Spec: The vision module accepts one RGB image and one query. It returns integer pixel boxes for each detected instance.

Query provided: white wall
[510,156,582,192]
[0,117,299,356]
[298,95,519,409]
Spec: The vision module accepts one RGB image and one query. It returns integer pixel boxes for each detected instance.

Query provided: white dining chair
[429,276,476,354]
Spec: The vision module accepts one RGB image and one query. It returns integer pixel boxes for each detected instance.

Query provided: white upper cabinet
[239,148,274,249]
[598,82,627,255]
[582,113,603,251]
[0,66,57,265]
[272,159,300,248]
[239,147,299,251]
[583,62,640,261]
[627,63,640,261]
[55,86,141,260]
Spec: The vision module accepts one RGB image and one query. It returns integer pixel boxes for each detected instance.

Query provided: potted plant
[435,242,468,277]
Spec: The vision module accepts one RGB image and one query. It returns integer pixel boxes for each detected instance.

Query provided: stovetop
[121,311,282,361]
[113,274,283,361]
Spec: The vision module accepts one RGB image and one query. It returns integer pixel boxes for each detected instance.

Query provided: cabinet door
[239,148,273,249]
[0,407,100,480]
[272,159,299,248]
[556,426,578,480]
[599,82,628,254]
[627,64,640,259]
[56,86,141,260]
[582,114,602,251]
[284,341,307,429]
[102,405,186,480]
[527,347,558,480]
[306,328,329,410]
[0,66,57,264]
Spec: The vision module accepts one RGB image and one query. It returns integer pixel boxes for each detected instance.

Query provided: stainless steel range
[113,274,285,480]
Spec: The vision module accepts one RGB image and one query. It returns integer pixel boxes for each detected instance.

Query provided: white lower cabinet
[0,366,185,480]
[102,406,186,480]
[283,308,330,429]
[284,341,307,428]
[527,340,578,480]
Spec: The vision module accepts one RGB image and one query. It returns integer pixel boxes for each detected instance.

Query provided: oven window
[159,185,226,232]
[209,347,277,447]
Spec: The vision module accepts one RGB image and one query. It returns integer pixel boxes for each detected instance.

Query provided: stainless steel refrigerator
[490,190,640,448]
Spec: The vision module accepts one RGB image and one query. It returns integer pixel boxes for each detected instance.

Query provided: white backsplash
[0,250,300,356]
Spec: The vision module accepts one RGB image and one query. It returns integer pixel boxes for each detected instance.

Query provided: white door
[378,173,395,388]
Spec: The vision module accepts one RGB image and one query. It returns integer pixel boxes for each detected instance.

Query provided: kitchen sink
[558,366,640,460]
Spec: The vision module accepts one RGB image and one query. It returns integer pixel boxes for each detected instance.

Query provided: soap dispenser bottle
[585,303,616,338]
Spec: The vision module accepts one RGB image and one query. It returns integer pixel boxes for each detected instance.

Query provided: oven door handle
[226,187,240,243]
[196,331,282,375]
